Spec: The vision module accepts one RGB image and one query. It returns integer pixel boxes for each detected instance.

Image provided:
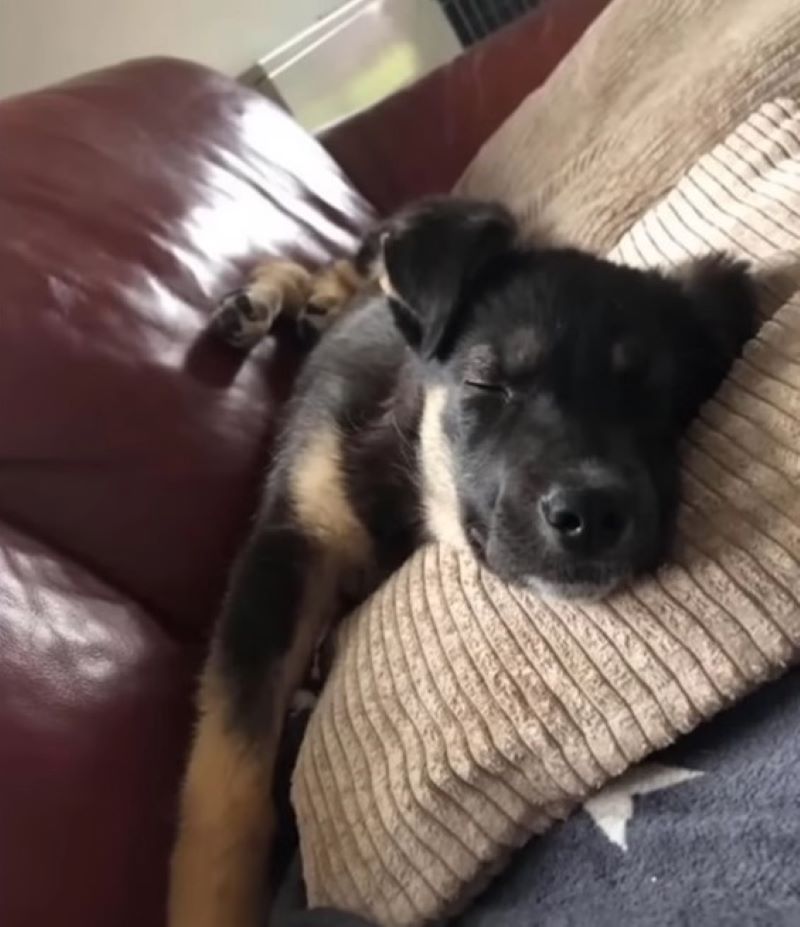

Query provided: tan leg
[212,257,368,349]
[169,664,275,927]
[170,422,374,927]
[211,259,313,349]
[170,595,337,927]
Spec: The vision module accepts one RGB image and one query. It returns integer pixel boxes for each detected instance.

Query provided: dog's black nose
[541,485,630,555]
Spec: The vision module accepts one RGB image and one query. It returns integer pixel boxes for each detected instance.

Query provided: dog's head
[371,197,756,598]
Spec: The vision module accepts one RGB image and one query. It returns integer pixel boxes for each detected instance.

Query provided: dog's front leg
[169,425,373,927]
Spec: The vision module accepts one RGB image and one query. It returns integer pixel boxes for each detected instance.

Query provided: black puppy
[169,198,756,927]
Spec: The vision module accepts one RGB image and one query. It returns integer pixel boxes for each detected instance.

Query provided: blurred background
[0,0,540,128]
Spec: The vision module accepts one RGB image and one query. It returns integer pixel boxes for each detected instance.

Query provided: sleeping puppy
[168,197,756,927]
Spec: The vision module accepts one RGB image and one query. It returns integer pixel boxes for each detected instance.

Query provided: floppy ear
[362,197,517,358]
[677,254,757,361]
[670,253,757,424]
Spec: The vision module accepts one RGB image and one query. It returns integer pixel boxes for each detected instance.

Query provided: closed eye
[464,379,511,400]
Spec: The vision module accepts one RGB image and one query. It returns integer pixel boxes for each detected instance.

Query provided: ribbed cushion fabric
[457,0,800,255]
[292,84,800,927]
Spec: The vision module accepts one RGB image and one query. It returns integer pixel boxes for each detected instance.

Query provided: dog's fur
[169,198,756,927]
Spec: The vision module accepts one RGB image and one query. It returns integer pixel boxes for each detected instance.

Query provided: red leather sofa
[0,2,609,924]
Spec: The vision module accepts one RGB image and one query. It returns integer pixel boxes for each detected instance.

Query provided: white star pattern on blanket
[583,762,704,850]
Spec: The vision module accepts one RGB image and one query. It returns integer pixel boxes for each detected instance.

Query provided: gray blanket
[457,667,800,927]
[278,666,800,926]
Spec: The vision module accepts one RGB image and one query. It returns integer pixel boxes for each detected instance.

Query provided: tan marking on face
[169,664,276,927]
[289,424,372,567]
[419,385,470,550]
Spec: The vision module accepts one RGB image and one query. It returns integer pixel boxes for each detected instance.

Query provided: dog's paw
[209,259,366,349]
[210,288,279,349]
[210,259,315,350]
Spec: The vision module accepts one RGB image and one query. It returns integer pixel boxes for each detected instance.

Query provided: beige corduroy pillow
[291,99,800,927]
